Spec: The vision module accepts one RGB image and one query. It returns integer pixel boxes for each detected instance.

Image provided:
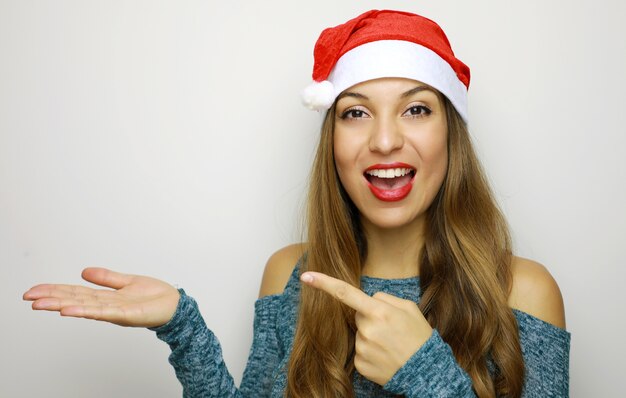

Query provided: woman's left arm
[300,271,477,396]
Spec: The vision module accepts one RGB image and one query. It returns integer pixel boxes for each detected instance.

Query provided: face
[333,77,448,232]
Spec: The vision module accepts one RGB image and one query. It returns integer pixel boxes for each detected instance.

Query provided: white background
[1,1,625,396]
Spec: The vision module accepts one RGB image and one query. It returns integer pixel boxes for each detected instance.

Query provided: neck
[361,217,425,279]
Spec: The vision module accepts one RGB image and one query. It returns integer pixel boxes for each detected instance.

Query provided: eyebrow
[400,85,435,98]
[337,91,368,101]
[336,85,436,102]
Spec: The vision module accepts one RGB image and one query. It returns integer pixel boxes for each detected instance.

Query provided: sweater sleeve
[150,289,242,397]
[383,330,477,397]
[514,309,570,397]
[150,290,283,398]
[383,311,571,398]
[239,295,283,396]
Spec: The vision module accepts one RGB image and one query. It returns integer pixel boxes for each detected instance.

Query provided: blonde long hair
[286,98,524,397]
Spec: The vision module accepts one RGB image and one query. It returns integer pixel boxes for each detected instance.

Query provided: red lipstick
[364,162,415,202]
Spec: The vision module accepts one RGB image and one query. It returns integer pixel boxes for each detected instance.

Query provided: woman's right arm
[22,268,257,397]
[23,247,301,397]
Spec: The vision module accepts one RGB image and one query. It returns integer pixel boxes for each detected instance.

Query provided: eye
[340,107,370,120]
[403,105,432,118]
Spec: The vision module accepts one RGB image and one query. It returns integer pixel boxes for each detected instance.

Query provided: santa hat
[302,10,470,122]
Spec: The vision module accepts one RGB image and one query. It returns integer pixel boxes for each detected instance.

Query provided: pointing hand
[301,271,433,386]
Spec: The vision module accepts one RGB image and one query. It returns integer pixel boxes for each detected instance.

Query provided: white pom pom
[301,80,335,111]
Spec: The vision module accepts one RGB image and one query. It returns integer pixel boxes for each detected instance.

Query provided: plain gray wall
[1,0,625,396]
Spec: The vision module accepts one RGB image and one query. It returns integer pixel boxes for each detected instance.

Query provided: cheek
[417,130,449,186]
[333,130,361,183]
[431,140,448,176]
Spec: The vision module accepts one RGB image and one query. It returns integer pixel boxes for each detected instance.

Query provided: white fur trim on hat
[308,40,469,122]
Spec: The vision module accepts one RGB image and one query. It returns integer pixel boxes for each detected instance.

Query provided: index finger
[300,271,374,313]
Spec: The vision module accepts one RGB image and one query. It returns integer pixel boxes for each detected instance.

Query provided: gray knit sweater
[152,260,570,397]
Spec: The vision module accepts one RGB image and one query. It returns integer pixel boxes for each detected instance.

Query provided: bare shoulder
[258,243,306,298]
[508,256,566,329]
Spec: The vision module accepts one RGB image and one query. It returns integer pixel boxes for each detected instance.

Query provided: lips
[364,163,416,202]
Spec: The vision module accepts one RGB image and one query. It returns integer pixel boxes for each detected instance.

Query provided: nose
[368,115,404,154]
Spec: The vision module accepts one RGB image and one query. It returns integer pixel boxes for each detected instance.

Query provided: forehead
[337,77,442,103]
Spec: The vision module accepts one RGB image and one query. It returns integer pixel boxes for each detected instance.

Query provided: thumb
[81,267,134,290]
[373,291,413,308]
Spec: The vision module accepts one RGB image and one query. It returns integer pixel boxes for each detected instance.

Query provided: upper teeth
[366,168,413,178]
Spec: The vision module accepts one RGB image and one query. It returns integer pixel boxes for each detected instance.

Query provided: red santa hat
[302,10,471,122]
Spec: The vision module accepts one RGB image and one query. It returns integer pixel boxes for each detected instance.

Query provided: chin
[362,208,426,231]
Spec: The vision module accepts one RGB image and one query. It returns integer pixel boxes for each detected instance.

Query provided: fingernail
[300,273,314,283]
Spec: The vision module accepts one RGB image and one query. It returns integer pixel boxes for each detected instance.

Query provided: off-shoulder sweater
[152,260,570,397]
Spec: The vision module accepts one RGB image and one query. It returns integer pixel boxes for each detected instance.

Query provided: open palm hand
[23,268,180,328]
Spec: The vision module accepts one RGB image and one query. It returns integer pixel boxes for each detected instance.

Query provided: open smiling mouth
[364,166,416,202]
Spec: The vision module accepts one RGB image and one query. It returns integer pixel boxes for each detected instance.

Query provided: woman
[23,9,569,397]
